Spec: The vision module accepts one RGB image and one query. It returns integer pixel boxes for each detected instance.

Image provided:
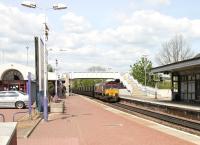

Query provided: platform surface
[120,95,200,111]
[18,95,200,145]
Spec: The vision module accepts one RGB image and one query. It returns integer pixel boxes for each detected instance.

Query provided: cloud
[56,10,200,71]
[34,10,200,71]
[61,12,92,33]
[0,3,44,65]
[1,2,200,72]
[144,0,171,6]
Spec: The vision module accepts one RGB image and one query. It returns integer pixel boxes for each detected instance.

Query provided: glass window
[0,92,6,97]
[196,74,200,80]
[192,76,195,81]
[173,82,178,92]
[2,70,24,81]
[188,75,191,81]
[173,76,178,81]
[6,92,18,97]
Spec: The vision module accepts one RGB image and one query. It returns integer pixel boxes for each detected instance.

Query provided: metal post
[144,55,147,95]
[26,46,29,65]
[43,21,48,122]
[28,72,32,118]
[0,114,5,122]
[2,48,5,64]
[155,81,158,99]
[55,59,58,98]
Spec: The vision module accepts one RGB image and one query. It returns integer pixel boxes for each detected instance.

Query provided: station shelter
[151,56,200,103]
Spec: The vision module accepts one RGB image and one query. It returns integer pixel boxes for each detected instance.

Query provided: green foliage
[47,64,54,72]
[48,81,55,96]
[130,56,154,87]
[158,81,171,89]
[72,79,104,89]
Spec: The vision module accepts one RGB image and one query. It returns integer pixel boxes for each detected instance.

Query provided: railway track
[111,102,200,132]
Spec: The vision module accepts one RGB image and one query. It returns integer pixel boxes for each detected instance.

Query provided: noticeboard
[35,37,44,91]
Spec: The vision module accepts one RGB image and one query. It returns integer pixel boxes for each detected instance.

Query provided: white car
[0,91,29,109]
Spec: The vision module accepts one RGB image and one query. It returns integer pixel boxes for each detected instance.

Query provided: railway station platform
[120,95,200,112]
[18,95,200,145]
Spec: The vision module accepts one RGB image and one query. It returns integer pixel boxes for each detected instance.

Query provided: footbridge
[68,72,121,79]
[65,72,133,96]
[64,72,170,98]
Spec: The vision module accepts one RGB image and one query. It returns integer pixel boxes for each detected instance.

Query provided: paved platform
[0,108,42,138]
[120,95,200,112]
[17,113,41,138]
[18,95,200,145]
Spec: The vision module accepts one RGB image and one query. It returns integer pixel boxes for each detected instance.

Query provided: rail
[0,113,5,122]
[113,102,200,131]
[13,111,29,122]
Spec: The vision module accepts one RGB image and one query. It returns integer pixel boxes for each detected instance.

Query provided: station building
[151,56,200,103]
[0,63,57,95]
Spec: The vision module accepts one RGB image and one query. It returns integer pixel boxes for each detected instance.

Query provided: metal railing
[0,113,5,122]
[13,111,29,122]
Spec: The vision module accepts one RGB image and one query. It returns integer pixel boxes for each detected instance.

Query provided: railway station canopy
[151,56,200,103]
[151,56,200,74]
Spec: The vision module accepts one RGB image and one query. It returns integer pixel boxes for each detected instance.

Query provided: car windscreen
[0,92,7,97]
[105,84,119,89]
[7,92,18,96]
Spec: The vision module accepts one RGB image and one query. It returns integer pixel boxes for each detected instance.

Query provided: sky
[1,0,200,73]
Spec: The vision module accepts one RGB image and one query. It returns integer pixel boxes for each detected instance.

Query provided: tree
[157,34,194,65]
[48,81,55,98]
[72,79,103,89]
[130,56,154,86]
[47,64,54,72]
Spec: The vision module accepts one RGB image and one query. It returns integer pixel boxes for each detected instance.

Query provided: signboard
[35,37,44,91]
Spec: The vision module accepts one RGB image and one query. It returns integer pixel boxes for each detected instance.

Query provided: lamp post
[21,1,67,122]
[143,55,148,95]
[55,58,58,98]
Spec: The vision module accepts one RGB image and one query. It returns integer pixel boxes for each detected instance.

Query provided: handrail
[0,113,5,122]
[13,111,29,122]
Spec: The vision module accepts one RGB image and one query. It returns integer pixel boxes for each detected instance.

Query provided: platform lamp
[21,1,67,122]
[143,55,148,96]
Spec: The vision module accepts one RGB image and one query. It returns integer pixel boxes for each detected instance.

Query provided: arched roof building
[0,63,35,81]
[0,63,56,92]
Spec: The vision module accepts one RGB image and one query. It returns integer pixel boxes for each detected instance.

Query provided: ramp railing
[0,113,5,122]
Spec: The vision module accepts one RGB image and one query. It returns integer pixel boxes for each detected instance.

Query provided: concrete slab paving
[17,95,199,145]
[17,117,41,138]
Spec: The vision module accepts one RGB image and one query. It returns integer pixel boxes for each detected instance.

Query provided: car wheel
[15,101,25,109]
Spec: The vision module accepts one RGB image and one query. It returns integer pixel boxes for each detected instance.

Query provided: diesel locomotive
[72,79,125,102]
[94,79,124,102]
